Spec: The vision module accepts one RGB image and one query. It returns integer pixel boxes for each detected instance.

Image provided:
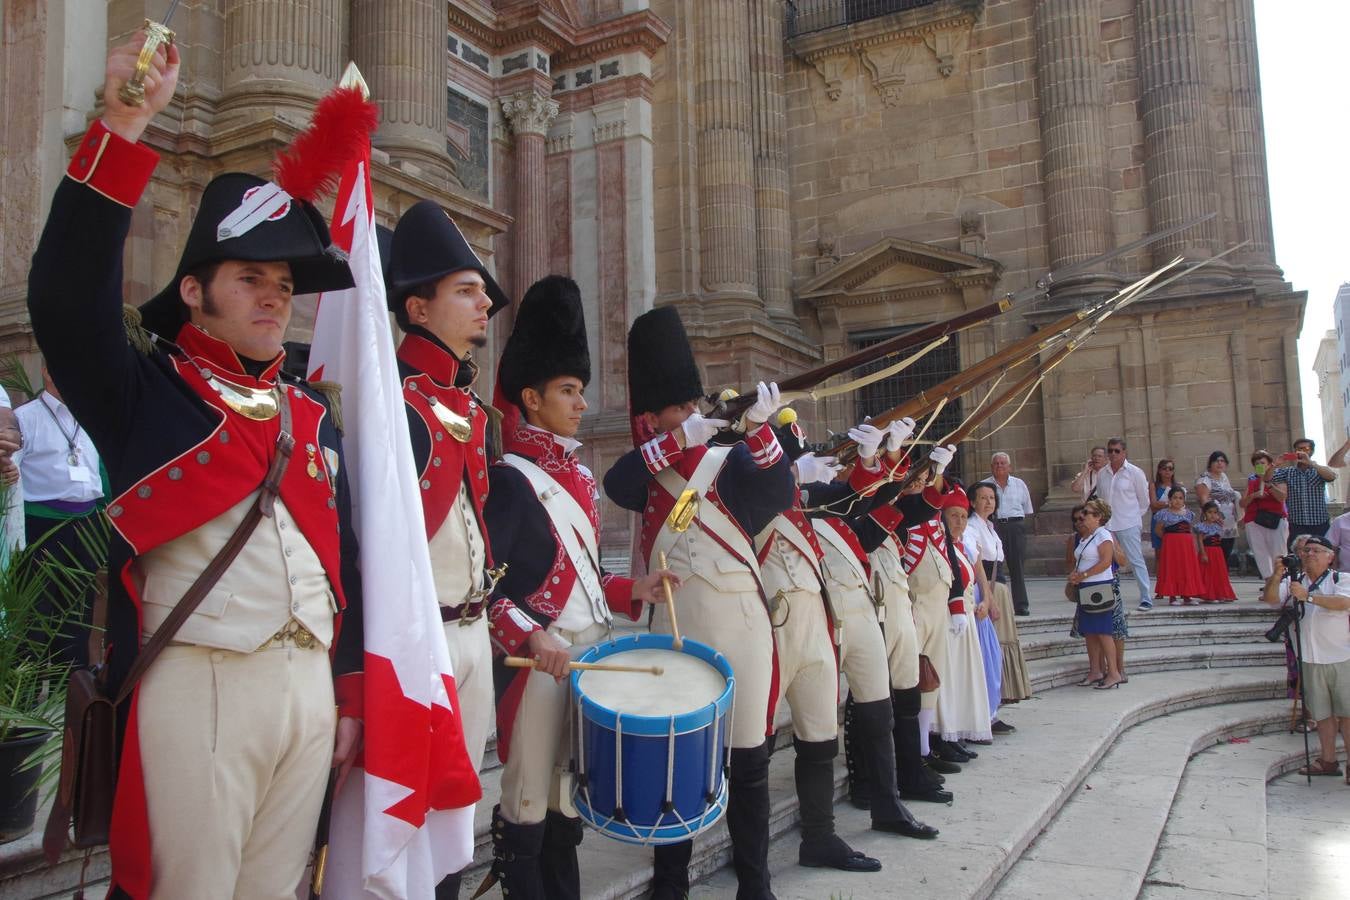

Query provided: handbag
[917,654,941,692]
[42,400,295,863]
[1075,581,1114,614]
[1253,509,1282,530]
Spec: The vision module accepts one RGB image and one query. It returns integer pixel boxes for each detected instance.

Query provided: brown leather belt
[441,598,487,625]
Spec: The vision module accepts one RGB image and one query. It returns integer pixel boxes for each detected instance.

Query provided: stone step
[1025,641,1285,692]
[1255,755,1350,900]
[1011,596,1273,636]
[1020,621,1270,661]
[689,666,1285,900]
[994,699,1299,899]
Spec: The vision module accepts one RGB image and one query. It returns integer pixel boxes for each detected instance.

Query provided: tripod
[1289,600,1312,786]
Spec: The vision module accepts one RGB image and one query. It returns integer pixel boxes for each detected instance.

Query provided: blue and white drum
[570,632,734,845]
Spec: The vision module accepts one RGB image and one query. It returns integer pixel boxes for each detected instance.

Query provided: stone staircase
[7,578,1347,899]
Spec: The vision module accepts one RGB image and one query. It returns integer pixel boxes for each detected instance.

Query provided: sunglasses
[1161,465,1174,470]
[1107,448,1123,454]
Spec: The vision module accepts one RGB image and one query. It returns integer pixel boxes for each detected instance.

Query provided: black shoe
[991,719,1016,735]
[873,815,940,839]
[955,741,978,759]
[900,784,954,804]
[930,737,971,764]
[799,833,882,872]
[1014,608,1031,616]
[924,753,961,774]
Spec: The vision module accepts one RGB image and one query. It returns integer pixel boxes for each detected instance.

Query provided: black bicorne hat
[386,200,509,318]
[626,306,703,415]
[497,275,590,408]
[771,409,810,462]
[139,173,355,339]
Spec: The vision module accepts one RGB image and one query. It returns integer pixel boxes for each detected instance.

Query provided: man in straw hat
[28,36,366,897]
[604,306,793,900]
[480,275,678,899]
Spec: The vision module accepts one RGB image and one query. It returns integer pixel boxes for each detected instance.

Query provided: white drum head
[578,649,725,717]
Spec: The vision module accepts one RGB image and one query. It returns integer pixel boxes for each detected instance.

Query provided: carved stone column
[1033,0,1114,278]
[1225,0,1280,280]
[695,1,759,309]
[501,90,559,298]
[221,0,345,111]
[1137,0,1222,261]
[351,0,451,185]
[749,0,794,326]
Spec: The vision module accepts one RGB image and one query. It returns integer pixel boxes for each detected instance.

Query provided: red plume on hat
[272,83,380,205]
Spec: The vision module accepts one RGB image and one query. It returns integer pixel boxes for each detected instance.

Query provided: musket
[709,212,1216,423]
[118,0,181,107]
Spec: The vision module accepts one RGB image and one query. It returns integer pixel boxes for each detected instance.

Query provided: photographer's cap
[1302,535,1335,553]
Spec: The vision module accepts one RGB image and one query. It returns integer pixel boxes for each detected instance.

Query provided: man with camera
[1262,536,1350,778]
[1272,438,1337,551]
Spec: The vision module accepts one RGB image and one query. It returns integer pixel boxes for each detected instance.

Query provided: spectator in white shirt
[990,452,1034,616]
[1070,445,1108,501]
[1097,437,1154,610]
[13,365,107,666]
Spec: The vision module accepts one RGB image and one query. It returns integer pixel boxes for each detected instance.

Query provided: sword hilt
[117,19,176,107]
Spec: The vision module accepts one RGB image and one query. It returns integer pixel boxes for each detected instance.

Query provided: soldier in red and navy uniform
[26,39,364,898]
[603,307,793,900]
[480,275,677,900]
[385,200,508,900]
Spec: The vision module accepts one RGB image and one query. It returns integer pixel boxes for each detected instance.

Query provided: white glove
[885,417,916,452]
[794,452,841,485]
[930,443,956,475]
[680,413,730,448]
[949,612,968,637]
[745,382,785,425]
[848,423,886,460]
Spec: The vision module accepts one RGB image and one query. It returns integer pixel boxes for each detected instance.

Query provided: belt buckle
[460,563,507,625]
[259,619,319,650]
[457,599,484,626]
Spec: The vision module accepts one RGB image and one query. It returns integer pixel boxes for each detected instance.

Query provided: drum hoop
[571,633,735,737]
[572,780,729,846]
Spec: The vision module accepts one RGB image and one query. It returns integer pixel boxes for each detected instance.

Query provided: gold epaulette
[122,304,156,356]
[309,380,344,435]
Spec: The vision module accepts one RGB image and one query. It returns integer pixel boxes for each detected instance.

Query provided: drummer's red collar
[399,328,478,390]
[173,323,286,386]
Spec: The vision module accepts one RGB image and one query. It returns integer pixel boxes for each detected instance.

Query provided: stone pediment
[798,237,1002,307]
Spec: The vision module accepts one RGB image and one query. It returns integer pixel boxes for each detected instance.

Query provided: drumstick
[658,551,683,650]
[504,657,665,676]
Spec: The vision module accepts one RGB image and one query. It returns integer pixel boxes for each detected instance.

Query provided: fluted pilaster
[695,1,759,304]
[221,0,345,108]
[749,0,793,324]
[1225,0,1279,278]
[351,0,451,184]
[1137,0,1222,261]
[1034,0,1114,273]
[501,91,559,297]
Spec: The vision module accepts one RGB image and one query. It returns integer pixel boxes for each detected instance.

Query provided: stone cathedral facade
[0,0,1307,566]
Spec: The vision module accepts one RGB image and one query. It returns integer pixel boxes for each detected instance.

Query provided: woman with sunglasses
[1149,459,1180,552]
[1066,499,1125,689]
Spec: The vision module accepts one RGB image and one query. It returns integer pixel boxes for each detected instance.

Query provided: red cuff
[603,574,642,620]
[921,485,944,508]
[335,672,364,720]
[745,423,783,469]
[947,598,966,616]
[67,120,159,207]
[487,598,540,656]
[849,460,886,493]
[870,503,905,533]
[640,431,683,475]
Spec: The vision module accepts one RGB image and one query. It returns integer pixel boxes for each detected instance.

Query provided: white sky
[1256,0,1348,453]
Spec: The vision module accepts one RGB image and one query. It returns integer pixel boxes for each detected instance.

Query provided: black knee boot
[651,839,693,900]
[843,693,869,809]
[892,688,953,804]
[540,810,583,900]
[727,741,776,900]
[489,805,547,900]
[433,871,462,900]
[794,737,880,872]
[853,698,939,839]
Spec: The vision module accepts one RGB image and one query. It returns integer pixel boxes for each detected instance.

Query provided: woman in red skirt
[1196,501,1237,603]
[1152,486,1206,604]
